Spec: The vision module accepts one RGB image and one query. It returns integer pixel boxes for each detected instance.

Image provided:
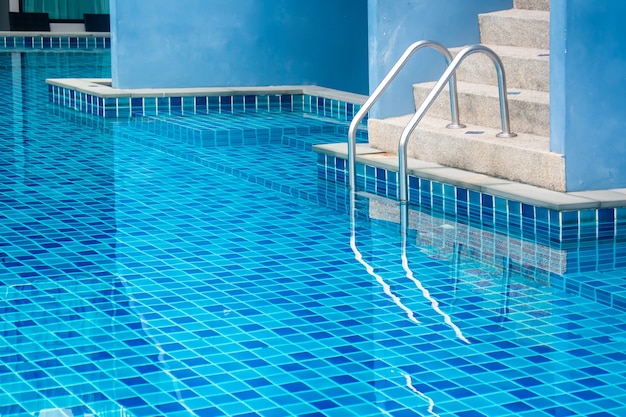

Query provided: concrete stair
[514,0,550,12]
[450,44,549,92]
[368,1,564,191]
[412,81,549,137]
[478,9,549,49]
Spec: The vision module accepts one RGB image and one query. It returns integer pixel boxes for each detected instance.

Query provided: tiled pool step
[314,143,626,244]
[312,144,626,310]
[128,112,367,149]
[53,108,363,211]
[47,79,626,213]
[46,79,367,122]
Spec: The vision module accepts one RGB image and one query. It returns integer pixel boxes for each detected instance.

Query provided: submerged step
[413,81,550,137]
[129,112,346,148]
[479,9,550,49]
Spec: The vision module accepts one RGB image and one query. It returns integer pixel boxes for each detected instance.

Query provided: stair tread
[414,80,549,104]
[380,114,552,152]
[368,113,565,191]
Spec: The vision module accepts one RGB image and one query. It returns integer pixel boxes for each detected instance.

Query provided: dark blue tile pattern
[1,35,110,50]
[1,49,626,417]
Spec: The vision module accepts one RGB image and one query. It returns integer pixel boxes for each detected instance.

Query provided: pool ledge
[314,143,626,211]
[45,78,366,102]
[1,32,110,49]
[46,78,367,119]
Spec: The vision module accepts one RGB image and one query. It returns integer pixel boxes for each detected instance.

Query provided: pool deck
[46,78,626,212]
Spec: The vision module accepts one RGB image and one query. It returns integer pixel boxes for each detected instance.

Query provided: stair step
[479,9,549,49]
[413,81,550,137]
[451,44,550,92]
[514,0,550,11]
[367,115,565,191]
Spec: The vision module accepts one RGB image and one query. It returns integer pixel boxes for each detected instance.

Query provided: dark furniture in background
[9,11,50,31]
[84,13,109,32]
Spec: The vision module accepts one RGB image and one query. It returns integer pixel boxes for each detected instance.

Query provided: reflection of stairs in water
[367,0,563,191]
[365,193,565,280]
[355,190,626,313]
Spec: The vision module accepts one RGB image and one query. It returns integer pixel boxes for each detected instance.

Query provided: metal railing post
[347,40,464,191]
[398,44,517,203]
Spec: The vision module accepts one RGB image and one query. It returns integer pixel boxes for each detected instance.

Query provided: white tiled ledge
[45,78,367,103]
[0,31,109,36]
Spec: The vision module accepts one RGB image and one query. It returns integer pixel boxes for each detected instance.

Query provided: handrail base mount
[496,132,517,138]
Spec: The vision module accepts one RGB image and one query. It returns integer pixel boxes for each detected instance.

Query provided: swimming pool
[1,49,626,417]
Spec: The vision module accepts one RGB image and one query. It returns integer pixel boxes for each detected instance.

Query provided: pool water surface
[1,50,625,417]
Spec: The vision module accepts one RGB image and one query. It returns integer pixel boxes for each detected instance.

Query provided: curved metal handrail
[398,44,517,202]
[347,40,465,191]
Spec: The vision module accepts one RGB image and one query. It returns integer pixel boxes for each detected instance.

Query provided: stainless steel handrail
[347,40,465,191]
[398,44,517,202]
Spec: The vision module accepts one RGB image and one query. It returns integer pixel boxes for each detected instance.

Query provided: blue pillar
[110,0,368,94]
[551,0,626,191]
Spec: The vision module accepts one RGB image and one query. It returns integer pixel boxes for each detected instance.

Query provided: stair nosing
[478,8,550,20]
[413,80,549,104]
[449,44,550,59]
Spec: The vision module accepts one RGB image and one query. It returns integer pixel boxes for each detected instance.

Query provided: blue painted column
[110,0,368,95]
[367,0,512,118]
[551,0,626,191]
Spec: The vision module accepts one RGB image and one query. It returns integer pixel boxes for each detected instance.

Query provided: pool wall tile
[318,157,625,256]
[47,85,369,132]
[1,35,110,50]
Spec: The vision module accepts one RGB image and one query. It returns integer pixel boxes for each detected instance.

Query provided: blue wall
[110,0,368,94]
[367,0,512,118]
[551,0,626,191]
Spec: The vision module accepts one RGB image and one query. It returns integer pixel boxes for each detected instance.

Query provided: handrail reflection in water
[349,191,469,343]
[347,40,465,191]
[350,192,421,325]
[401,371,440,417]
[400,203,470,344]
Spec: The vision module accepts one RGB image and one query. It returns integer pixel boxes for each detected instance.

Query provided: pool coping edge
[313,143,626,211]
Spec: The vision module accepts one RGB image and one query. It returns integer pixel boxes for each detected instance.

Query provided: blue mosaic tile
[49,87,366,124]
[2,47,626,417]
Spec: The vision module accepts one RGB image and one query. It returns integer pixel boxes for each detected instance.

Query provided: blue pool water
[1,50,626,417]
